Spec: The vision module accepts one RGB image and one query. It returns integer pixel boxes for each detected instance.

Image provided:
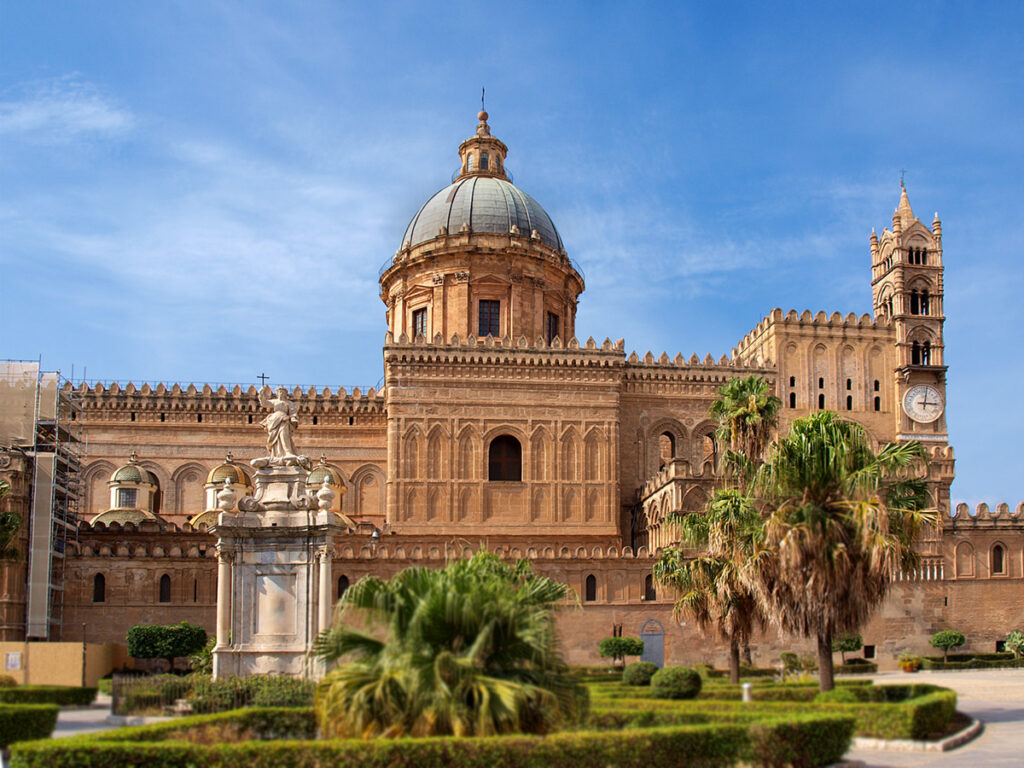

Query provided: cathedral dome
[401,176,564,252]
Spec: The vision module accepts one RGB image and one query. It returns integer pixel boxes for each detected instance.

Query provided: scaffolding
[0,361,83,639]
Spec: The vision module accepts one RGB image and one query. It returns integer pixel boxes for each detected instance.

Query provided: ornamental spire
[456,104,509,181]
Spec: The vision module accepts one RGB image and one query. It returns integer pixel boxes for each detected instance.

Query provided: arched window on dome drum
[412,307,427,338]
[466,154,474,172]
[488,435,522,482]
[546,312,560,344]
[478,300,500,337]
[338,575,350,599]
[585,574,597,602]
[992,545,1006,575]
[159,574,171,603]
[93,573,105,603]
[479,152,489,171]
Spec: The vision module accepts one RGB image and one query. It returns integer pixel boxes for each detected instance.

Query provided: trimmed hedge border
[11,719,748,768]
[0,704,59,748]
[0,686,97,707]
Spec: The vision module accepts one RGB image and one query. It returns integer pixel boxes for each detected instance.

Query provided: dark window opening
[160,413,166,422]
[846,378,852,390]
[846,395,853,410]
[193,579,198,603]
[117,488,138,509]
[92,573,105,603]
[910,290,920,315]
[921,249,928,265]
[873,396,881,411]
[248,414,253,424]
[644,574,656,601]
[789,376,795,387]
[159,574,171,603]
[479,152,489,170]
[874,380,880,391]
[130,412,136,422]
[488,435,522,481]
[412,307,427,338]
[197,414,203,423]
[920,290,930,315]
[921,341,931,365]
[478,299,500,337]
[863,645,876,659]
[996,640,1006,653]
[546,311,560,344]
[818,377,824,389]
[818,394,825,409]
[348,416,354,426]
[789,392,796,408]
[585,574,597,602]
[912,341,921,365]
[993,545,1006,575]
[338,575,350,598]
[312,415,318,425]
[944,596,948,606]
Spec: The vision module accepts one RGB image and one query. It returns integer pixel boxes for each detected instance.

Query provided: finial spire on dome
[455,99,509,181]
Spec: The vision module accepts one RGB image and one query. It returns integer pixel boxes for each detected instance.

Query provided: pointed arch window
[159,574,171,603]
[338,575,350,598]
[789,392,796,408]
[644,574,656,601]
[910,290,920,315]
[658,432,675,469]
[912,341,921,365]
[93,573,105,603]
[585,574,597,602]
[921,341,931,366]
[992,545,1006,575]
[488,435,522,481]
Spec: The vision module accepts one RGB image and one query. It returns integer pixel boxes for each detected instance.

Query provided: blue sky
[1,2,1021,505]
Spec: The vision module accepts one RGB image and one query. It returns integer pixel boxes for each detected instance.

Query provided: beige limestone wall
[0,641,127,686]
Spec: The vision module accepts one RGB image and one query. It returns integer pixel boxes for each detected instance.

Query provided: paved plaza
[845,670,1024,767]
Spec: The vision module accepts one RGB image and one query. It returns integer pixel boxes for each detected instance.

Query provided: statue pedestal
[211,462,342,679]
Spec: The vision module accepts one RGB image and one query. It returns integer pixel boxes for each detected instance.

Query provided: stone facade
[2,112,1021,668]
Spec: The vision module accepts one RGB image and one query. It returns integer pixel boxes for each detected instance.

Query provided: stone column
[318,550,332,634]
[216,551,232,647]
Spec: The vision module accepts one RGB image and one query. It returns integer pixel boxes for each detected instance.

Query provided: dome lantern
[456,111,509,181]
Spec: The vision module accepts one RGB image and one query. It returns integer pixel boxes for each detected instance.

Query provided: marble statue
[258,385,300,460]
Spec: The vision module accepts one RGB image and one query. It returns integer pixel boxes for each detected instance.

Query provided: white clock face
[902,385,944,423]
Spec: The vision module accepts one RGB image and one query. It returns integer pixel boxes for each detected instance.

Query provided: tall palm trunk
[729,637,741,684]
[817,632,834,692]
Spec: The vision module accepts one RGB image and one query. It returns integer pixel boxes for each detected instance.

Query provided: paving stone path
[844,669,1024,767]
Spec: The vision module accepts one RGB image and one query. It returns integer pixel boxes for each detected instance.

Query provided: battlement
[68,381,386,415]
[948,502,1024,528]
[733,308,893,358]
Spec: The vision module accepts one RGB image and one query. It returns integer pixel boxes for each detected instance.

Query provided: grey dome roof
[402,176,563,251]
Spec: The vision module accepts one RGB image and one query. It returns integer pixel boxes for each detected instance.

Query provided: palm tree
[655,489,765,683]
[709,375,781,482]
[312,550,586,738]
[748,411,934,691]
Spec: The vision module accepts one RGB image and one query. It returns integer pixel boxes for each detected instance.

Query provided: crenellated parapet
[68,381,386,423]
[947,502,1024,530]
[733,308,894,362]
[332,540,659,562]
[73,519,217,559]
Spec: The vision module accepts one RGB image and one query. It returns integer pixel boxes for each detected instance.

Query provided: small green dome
[309,463,344,487]
[111,463,157,485]
[207,462,249,486]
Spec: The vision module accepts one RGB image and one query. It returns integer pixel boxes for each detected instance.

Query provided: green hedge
[0,704,59,748]
[747,714,855,768]
[921,657,1024,670]
[11,719,748,768]
[0,686,97,706]
[836,660,878,674]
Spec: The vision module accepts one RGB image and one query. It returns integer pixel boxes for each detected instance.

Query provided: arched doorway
[639,618,665,667]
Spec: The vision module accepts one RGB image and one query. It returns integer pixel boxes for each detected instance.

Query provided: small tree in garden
[832,632,863,663]
[929,630,965,661]
[127,622,208,672]
[598,636,644,668]
[1005,630,1024,659]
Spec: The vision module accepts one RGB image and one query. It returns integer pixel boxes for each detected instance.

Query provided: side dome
[111,462,157,486]
[402,176,563,252]
[309,460,345,488]
[206,461,250,487]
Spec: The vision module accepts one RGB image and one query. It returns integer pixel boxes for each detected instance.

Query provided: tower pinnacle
[456,107,509,180]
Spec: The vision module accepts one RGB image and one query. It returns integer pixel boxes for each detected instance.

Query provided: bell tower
[870,184,948,443]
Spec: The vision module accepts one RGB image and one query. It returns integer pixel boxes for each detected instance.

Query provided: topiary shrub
[815,687,859,703]
[650,666,702,700]
[127,622,208,672]
[597,637,644,668]
[832,631,863,663]
[622,661,659,686]
[929,630,966,662]
[0,673,17,687]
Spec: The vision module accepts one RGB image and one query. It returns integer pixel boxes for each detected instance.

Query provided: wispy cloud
[0,75,133,144]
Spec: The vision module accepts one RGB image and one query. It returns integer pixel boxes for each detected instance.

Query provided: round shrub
[622,661,659,686]
[814,687,859,703]
[0,674,17,687]
[650,666,702,700]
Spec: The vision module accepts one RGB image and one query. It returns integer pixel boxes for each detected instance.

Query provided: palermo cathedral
[1,111,1021,668]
